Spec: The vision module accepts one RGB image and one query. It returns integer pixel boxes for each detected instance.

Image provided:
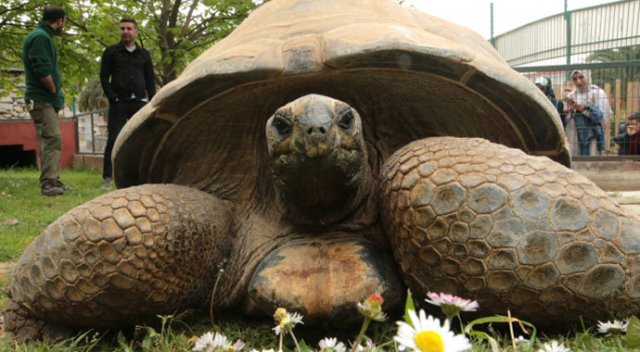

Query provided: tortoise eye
[273,115,292,136]
[338,109,354,131]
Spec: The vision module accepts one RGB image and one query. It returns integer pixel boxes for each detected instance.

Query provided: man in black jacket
[100,18,155,188]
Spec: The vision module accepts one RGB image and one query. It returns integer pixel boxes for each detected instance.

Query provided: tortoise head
[266,94,372,226]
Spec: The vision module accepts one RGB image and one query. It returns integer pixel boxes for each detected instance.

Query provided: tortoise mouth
[270,146,369,225]
[271,145,363,171]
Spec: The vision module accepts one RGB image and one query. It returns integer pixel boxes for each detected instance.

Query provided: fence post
[72,98,79,154]
[616,78,622,131]
[564,0,572,79]
[490,2,496,47]
[605,82,612,152]
[628,81,637,115]
[91,112,96,154]
[635,82,640,113]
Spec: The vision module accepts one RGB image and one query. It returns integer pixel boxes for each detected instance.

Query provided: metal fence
[493,0,640,66]
[518,61,640,157]
[75,110,107,154]
[492,0,640,157]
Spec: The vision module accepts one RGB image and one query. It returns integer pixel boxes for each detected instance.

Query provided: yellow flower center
[414,330,445,352]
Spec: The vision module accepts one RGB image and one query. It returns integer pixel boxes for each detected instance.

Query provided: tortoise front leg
[3,184,232,341]
[380,136,640,327]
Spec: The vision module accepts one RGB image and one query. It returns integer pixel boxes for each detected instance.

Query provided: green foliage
[77,78,107,112]
[0,0,264,102]
[0,330,101,352]
[402,289,415,325]
[464,315,537,352]
[586,45,640,98]
[626,316,640,349]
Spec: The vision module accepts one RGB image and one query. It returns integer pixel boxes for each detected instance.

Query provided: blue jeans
[574,114,604,156]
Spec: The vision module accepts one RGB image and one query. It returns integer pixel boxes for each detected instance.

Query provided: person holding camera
[564,69,612,156]
[535,76,566,128]
[614,112,640,155]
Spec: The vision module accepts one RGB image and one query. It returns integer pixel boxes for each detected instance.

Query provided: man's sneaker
[41,180,64,196]
[101,177,112,189]
[54,179,71,191]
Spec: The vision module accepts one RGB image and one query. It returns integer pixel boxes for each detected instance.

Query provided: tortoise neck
[272,151,373,227]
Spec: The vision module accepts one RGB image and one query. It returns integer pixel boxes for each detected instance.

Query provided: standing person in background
[534,76,566,128]
[23,5,66,196]
[565,69,612,156]
[100,18,155,188]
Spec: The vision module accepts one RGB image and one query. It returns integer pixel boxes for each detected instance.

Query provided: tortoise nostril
[307,126,327,136]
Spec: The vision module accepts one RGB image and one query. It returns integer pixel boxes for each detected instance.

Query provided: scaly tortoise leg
[380,136,640,327]
[3,184,232,341]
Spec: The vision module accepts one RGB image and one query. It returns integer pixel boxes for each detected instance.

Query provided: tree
[586,45,640,89]
[0,0,47,92]
[0,0,264,104]
[142,0,261,85]
[78,78,108,111]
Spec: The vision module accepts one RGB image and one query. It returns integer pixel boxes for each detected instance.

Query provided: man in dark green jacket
[22,5,66,196]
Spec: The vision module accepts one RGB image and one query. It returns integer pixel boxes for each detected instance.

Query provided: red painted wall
[0,118,77,167]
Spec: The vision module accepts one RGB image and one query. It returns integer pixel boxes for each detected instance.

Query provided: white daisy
[318,337,347,352]
[395,309,472,352]
[514,335,529,345]
[425,292,479,318]
[272,309,304,335]
[354,338,379,352]
[597,319,629,334]
[230,339,246,351]
[537,340,571,352]
[193,331,230,352]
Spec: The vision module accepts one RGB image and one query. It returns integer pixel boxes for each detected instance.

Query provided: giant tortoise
[5,0,640,340]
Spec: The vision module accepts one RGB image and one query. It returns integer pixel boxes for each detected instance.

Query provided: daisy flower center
[414,330,445,352]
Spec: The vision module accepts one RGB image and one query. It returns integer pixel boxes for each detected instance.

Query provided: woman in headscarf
[534,76,566,128]
[565,69,612,156]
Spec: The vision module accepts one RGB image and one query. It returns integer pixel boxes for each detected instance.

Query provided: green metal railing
[493,0,640,67]
[492,0,640,157]
[519,63,640,157]
[74,110,107,154]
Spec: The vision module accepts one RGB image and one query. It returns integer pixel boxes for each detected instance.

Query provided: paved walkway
[608,191,640,220]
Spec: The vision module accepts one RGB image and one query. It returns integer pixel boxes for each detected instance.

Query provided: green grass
[0,167,111,261]
[0,168,638,351]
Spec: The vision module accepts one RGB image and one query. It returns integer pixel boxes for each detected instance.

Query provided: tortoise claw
[2,298,74,342]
